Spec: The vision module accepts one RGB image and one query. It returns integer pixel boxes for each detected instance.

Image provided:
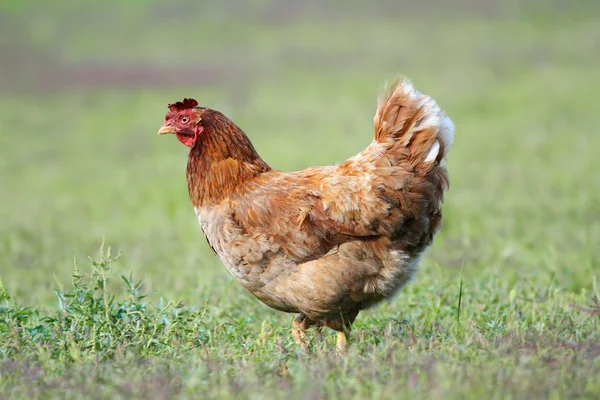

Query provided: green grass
[1,1,599,398]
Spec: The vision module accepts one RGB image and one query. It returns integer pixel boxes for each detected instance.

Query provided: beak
[158,125,176,135]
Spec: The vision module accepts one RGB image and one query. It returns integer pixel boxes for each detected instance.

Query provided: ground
[0,1,599,398]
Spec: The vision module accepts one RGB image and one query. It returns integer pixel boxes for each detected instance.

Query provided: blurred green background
[1,0,598,308]
[1,1,600,398]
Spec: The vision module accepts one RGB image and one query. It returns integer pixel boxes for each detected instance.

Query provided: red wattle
[176,126,204,147]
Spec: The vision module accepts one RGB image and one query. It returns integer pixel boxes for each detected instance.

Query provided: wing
[229,150,442,264]
[229,167,344,263]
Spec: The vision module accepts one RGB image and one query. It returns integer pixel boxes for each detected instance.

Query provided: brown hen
[158,79,454,351]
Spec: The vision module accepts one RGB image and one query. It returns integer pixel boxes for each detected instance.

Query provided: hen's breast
[194,204,302,312]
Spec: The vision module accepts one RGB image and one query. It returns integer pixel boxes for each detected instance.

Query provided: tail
[373,78,454,168]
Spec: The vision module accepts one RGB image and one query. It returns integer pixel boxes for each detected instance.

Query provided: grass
[2,246,598,398]
[1,1,599,398]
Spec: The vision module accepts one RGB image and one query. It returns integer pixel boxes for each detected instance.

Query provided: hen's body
[160,79,454,349]
[193,157,441,327]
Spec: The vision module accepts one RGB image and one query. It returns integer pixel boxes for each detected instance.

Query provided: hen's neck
[186,110,271,207]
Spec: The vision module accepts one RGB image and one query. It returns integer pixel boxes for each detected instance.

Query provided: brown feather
[164,78,454,336]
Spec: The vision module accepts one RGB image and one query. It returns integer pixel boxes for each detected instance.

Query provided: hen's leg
[325,311,358,354]
[336,331,349,353]
[291,314,313,350]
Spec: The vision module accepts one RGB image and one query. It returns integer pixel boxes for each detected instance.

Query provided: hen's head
[158,98,204,147]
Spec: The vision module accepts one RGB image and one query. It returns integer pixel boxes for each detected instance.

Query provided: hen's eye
[181,117,189,123]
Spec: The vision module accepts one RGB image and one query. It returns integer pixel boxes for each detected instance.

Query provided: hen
[158,78,454,351]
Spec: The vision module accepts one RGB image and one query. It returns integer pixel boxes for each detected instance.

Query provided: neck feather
[186,110,271,207]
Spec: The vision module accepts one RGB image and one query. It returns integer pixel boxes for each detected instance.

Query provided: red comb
[168,98,199,112]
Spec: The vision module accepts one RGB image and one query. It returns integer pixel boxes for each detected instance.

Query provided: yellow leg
[336,331,348,354]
